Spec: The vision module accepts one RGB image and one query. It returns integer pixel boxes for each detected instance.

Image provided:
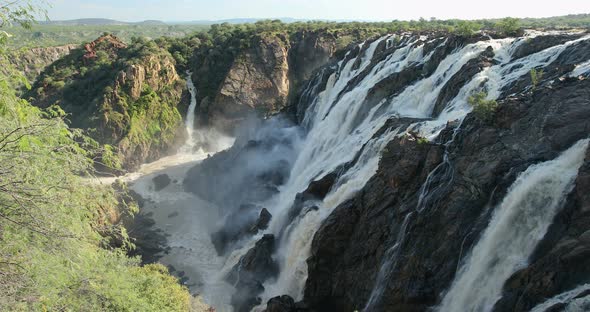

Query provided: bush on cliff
[468,91,498,122]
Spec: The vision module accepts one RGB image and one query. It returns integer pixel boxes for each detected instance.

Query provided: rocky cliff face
[5,44,77,84]
[193,29,370,132]
[29,35,187,171]
[208,34,291,130]
[181,30,590,312]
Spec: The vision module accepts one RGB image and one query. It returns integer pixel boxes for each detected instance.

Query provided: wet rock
[152,174,171,191]
[544,303,567,312]
[303,77,590,311]
[227,234,279,312]
[511,33,586,60]
[183,117,298,210]
[304,172,338,199]
[211,204,259,254]
[125,212,168,264]
[432,46,496,116]
[265,295,296,312]
[502,36,590,96]
[211,204,273,255]
[249,208,272,233]
[167,211,179,218]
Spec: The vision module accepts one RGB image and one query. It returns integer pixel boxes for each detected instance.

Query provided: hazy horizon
[47,0,590,23]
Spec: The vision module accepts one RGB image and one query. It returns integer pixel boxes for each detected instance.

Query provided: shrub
[496,17,521,36]
[468,91,498,122]
[455,21,482,37]
[530,68,544,90]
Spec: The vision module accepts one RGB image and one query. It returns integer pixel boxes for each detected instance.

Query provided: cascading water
[108,29,590,312]
[206,31,590,310]
[530,284,590,312]
[437,139,589,312]
[247,36,471,303]
[570,59,590,77]
[179,72,198,154]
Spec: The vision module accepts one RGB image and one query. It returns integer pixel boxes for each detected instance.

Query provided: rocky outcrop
[211,204,272,255]
[208,34,291,131]
[303,76,590,311]
[183,117,299,206]
[432,45,496,116]
[227,234,279,312]
[511,32,586,60]
[194,29,374,133]
[152,174,171,191]
[5,44,77,84]
[29,35,187,171]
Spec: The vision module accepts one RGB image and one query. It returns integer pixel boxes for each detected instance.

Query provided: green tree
[496,17,521,36]
[0,3,191,311]
[455,20,482,37]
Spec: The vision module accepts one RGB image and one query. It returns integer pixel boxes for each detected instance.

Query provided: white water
[531,284,590,312]
[227,32,590,309]
[179,72,199,154]
[96,75,235,310]
[94,31,590,312]
[570,59,590,77]
[437,139,589,312]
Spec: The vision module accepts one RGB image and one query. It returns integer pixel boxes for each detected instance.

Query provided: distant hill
[40,18,167,26]
[165,18,307,25]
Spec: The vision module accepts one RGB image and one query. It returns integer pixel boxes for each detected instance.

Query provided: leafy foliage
[5,23,209,49]
[530,68,544,90]
[27,34,185,170]
[496,17,521,36]
[0,5,190,311]
[468,91,498,122]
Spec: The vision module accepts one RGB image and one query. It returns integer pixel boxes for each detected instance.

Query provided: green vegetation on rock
[27,34,186,171]
[468,91,498,122]
[0,3,190,310]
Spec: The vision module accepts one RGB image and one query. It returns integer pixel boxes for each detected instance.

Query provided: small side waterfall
[437,139,589,312]
[179,72,198,154]
[530,284,590,312]
[363,212,415,311]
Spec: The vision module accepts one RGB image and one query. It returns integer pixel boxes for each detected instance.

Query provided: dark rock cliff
[191,29,374,133]
[179,29,590,312]
[303,76,590,312]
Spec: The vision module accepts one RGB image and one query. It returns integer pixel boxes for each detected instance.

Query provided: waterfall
[234,32,590,307]
[437,139,589,312]
[180,72,198,154]
[250,35,505,303]
[152,30,590,312]
[363,212,415,311]
[570,59,590,77]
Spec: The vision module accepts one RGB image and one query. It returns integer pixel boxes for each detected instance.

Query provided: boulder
[152,174,171,191]
[227,234,279,312]
[211,204,272,255]
[265,296,297,312]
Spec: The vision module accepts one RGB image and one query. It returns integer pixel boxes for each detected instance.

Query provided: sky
[46,0,590,22]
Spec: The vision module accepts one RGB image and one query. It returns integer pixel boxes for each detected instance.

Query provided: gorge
[97,29,590,312]
[2,12,590,312]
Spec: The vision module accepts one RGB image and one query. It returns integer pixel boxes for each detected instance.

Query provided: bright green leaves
[468,91,499,123]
